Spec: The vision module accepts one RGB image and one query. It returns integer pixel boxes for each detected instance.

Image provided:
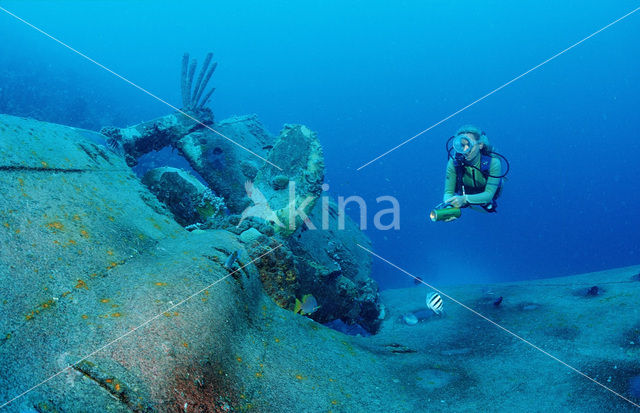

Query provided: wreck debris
[95,54,379,334]
[100,112,208,167]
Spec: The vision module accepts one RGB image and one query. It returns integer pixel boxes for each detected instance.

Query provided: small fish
[223,251,238,269]
[413,276,425,285]
[294,294,319,315]
[386,343,417,354]
[184,223,202,232]
[426,292,443,315]
[262,145,273,150]
[106,137,120,150]
[493,296,503,307]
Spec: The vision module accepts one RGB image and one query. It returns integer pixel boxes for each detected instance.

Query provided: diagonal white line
[0,5,282,171]
[0,244,282,410]
[356,243,640,409]
[357,5,640,170]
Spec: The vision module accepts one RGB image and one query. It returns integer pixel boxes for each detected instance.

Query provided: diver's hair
[456,125,493,154]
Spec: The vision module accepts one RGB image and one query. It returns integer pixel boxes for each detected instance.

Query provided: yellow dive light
[429,206,461,222]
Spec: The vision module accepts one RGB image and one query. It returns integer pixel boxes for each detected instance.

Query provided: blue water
[1,1,639,289]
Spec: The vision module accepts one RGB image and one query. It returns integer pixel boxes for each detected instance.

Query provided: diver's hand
[445,195,468,208]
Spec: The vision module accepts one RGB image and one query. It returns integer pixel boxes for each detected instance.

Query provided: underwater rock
[585,285,600,296]
[288,199,383,333]
[141,166,226,226]
[572,285,606,298]
[402,313,418,325]
[239,227,262,245]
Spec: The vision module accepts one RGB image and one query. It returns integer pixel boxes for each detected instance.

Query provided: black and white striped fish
[426,292,444,315]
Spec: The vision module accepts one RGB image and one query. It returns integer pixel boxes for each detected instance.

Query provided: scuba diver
[430,125,509,222]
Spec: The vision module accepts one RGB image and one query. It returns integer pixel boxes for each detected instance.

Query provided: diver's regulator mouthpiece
[429,205,461,222]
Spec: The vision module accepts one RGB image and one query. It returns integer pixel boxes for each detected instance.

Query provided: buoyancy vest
[454,153,502,210]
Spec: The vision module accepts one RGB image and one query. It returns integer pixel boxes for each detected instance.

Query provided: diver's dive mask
[452,133,477,155]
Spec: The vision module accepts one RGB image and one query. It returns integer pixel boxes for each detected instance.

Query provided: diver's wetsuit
[443,155,501,205]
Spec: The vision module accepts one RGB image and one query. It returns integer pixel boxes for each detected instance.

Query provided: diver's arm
[465,157,501,204]
[443,158,457,202]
